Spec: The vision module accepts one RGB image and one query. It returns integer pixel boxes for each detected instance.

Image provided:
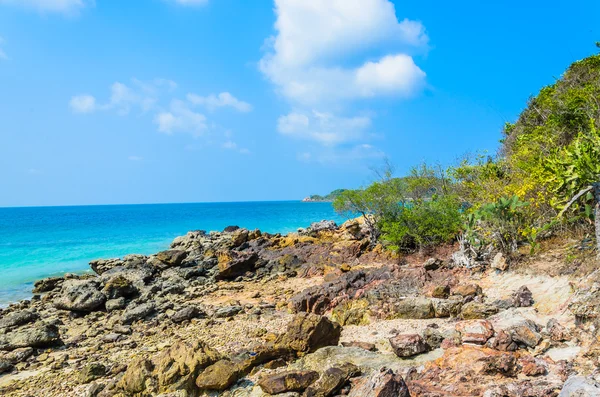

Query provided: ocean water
[0,201,345,306]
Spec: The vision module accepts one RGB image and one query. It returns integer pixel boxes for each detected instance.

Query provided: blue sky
[0,0,598,207]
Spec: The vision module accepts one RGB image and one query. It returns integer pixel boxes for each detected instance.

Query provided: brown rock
[487,330,518,352]
[506,320,542,348]
[431,285,450,299]
[258,370,319,394]
[389,334,430,357]
[512,285,534,307]
[276,313,342,354]
[303,363,360,397]
[347,369,410,397]
[480,352,519,377]
[460,301,498,320]
[217,251,258,279]
[195,359,240,391]
[118,358,154,394]
[456,320,494,345]
[452,283,482,297]
[155,250,187,267]
[341,341,376,351]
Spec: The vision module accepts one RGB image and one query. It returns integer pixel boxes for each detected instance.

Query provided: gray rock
[3,347,34,363]
[512,285,534,307]
[32,277,64,293]
[155,250,187,267]
[171,306,205,323]
[389,334,430,357]
[213,305,243,318]
[121,303,156,324]
[347,369,410,397]
[0,360,12,374]
[54,279,106,312]
[0,324,60,351]
[105,297,127,312]
[0,310,39,329]
[558,376,600,396]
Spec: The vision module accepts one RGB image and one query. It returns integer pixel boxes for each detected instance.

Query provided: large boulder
[155,250,188,267]
[276,313,342,354]
[558,376,600,396]
[32,277,64,293]
[195,359,240,392]
[347,369,410,397]
[217,251,259,279]
[505,320,542,348]
[121,303,156,324]
[303,363,360,397]
[102,275,137,299]
[0,310,39,329]
[389,334,430,357]
[391,297,435,319]
[0,324,60,351]
[54,279,106,312]
[258,370,319,394]
[456,320,494,345]
[460,302,499,320]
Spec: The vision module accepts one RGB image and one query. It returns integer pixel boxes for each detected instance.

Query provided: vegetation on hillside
[334,46,600,260]
[304,189,348,202]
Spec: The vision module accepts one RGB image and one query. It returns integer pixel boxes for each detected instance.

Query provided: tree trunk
[594,183,600,256]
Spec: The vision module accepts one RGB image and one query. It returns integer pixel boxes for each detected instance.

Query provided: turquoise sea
[0,201,344,306]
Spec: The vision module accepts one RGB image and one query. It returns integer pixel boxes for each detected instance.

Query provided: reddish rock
[456,320,494,345]
[389,334,430,357]
[258,370,319,394]
[348,369,410,397]
[452,283,482,297]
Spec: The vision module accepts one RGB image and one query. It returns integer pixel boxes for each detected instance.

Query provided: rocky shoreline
[1,219,600,396]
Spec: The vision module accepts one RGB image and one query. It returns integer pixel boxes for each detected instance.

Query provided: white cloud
[0,0,89,14]
[154,99,207,136]
[222,140,250,154]
[187,92,252,113]
[278,111,371,146]
[260,0,428,106]
[69,95,97,113]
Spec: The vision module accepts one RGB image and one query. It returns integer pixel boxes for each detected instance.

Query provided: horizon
[1,0,598,207]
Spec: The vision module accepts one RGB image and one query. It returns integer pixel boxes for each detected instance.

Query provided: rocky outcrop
[389,334,430,357]
[0,324,60,351]
[348,369,410,397]
[53,279,106,312]
[276,313,342,354]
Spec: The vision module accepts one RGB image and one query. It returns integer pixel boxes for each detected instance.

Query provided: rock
[32,277,63,293]
[171,306,204,323]
[512,286,534,307]
[423,327,444,349]
[520,356,546,376]
[547,318,570,342]
[347,369,410,397]
[276,313,342,354]
[213,305,242,318]
[331,299,369,326]
[121,303,156,324]
[452,283,482,297]
[3,347,34,363]
[456,320,494,345]
[156,250,187,267]
[487,330,518,352]
[105,297,127,312]
[0,310,39,329]
[223,225,240,233]
[79,362,106,384]
[506,320,542,348]
[118,358,154,394]
[195,359,240,391]
[303,363,360,397]
[491,252,508,271]
[340,341,376,351]
[568,283,600,323]
[81,382,104,397]
[460,301,498,319]
[217,251,259,279]
[389,334,430,357]
[480,352,519,377]
[392,297,435,319]
[423,258,442,271]
[258,370,319,394]
[102,275,137,299]
[0,324,60,351]
[558,376,600,396]
[302,220,338,236]
[431,297,462,318]
[54,279,106,312]
[154,340,221,394]
[431,285,450,298]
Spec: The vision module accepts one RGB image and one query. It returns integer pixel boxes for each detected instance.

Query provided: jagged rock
[217,251,259,279]
[391,297,435,319]
[431,284,450,298]
[0,324,60,351]
[452,283,482,297]
[2,347,34,364]
[89,258,123,275]
[547,318,570,342]
[568,283,600,323]
[347,369,410,397]
[506,320,542,348]
[491,252,508,271]
[480,352,519,377]
[171,307,204,323]
[431,297,462,318]
[456,320,494,345]
[118,357,154,394]
[341,341,376,351]
[512,286,534,307]
[0,360,12,374]
[301,220,338,236]
[195,359,240,391]
[223,225,240,233]
[520,356,546,376]
[213,305,242,318]
[389,334,430,357]
[487,330,518,351]
[121,303,156,324]
[276,313,342,354]
[460,302,499,319]
[105,297,127,312]
[154,340,221,393]
[156,250,187,267]
[423,258,442,271]
[423,327,444,349]
[78,362,106,384]
[54,279,106,312]
[558,376,600,396]
[0,310,38,329]
[258,370,319,394]
[331,299,369,326]
[32,277,63,293]
[303,363,360,397]
[102,275,137,299]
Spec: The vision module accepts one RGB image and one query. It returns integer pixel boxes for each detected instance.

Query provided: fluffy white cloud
[187,92,252,112]
[0,0,89,14]
[222,140,250,154]
[260,0,428,106]
[69,94,96,113]
[154,100,207,136]
[278,111,371,146]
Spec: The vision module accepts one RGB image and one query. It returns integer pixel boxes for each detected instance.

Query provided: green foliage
[307,189,348,202]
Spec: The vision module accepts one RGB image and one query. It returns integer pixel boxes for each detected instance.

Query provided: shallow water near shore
[0,201,343,306]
